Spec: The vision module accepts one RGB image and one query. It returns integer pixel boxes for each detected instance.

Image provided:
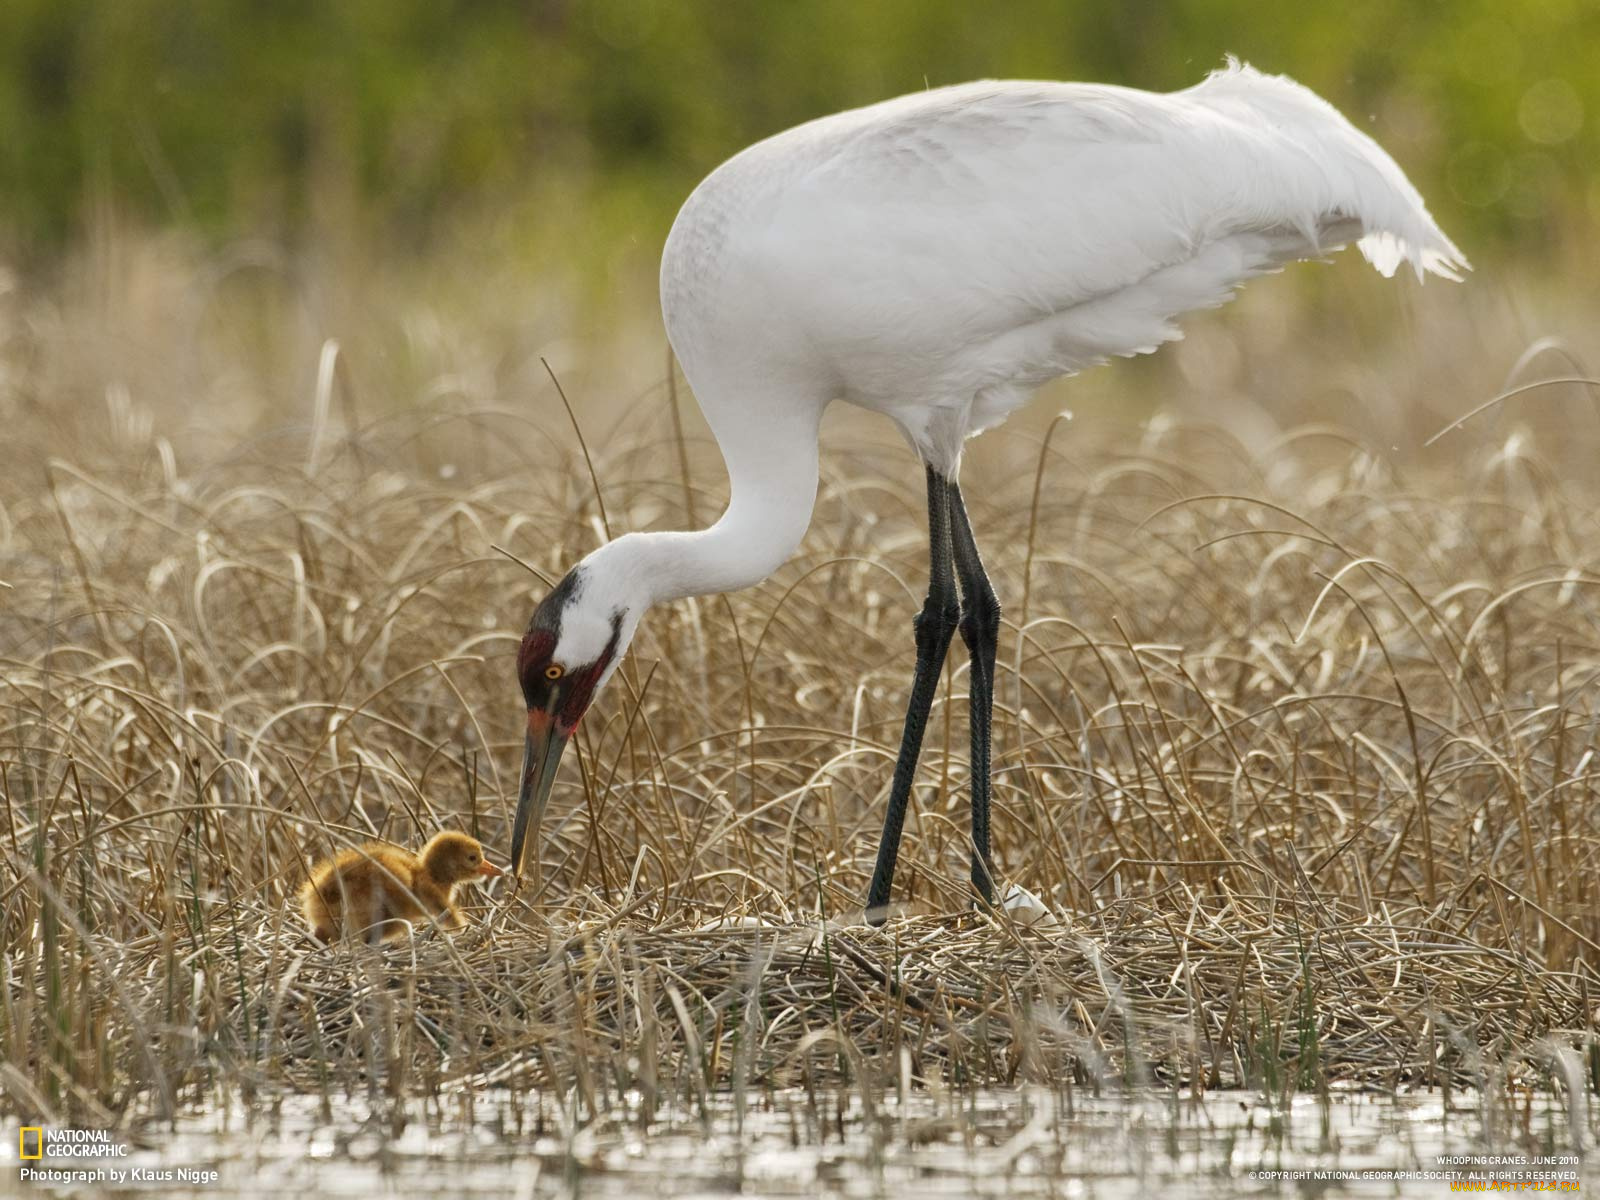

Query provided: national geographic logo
[13,1127,127,1159]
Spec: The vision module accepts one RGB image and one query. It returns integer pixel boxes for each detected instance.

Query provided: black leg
[948,480,1000,904]
[865,465,959,923]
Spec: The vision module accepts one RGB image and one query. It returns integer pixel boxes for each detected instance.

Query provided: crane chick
[299,831,502,943]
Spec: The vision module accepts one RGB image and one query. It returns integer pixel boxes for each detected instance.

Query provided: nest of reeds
[143,890,1594,1110]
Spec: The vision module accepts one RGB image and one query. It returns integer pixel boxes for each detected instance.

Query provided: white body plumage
[661,60,1464,480]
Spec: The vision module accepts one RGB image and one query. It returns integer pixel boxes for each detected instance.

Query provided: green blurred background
[3,0,1596,275]
[4,0,1597,471]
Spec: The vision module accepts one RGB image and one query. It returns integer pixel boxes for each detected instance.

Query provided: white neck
[576,389,824,613]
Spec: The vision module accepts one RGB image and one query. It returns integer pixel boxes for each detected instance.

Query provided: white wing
[663,61,1466,462]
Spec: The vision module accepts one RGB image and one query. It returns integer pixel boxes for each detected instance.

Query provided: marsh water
[6,1087,1589,1198]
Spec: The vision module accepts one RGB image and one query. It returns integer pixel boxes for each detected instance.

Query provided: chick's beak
[509,705,570,880]
[477,859,504,879]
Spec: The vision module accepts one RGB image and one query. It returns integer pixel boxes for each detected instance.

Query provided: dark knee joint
[914,595,960,652]
[959,591,1001,651]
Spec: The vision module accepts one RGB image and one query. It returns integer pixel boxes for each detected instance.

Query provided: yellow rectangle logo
[19,1127,43,1159]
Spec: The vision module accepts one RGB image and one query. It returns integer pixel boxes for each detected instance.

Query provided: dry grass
[1,250,1598,1135]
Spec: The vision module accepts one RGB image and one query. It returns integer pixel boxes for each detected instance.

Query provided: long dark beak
[509,708,570,881]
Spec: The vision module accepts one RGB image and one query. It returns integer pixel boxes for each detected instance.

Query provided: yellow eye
[544,664,564,680]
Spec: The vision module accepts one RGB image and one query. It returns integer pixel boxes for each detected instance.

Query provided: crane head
[508,566,628,882]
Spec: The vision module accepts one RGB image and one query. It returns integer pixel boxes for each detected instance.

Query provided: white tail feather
[1189,60,1468,282]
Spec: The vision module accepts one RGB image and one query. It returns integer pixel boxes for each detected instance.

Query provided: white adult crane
[508,60,1466,920]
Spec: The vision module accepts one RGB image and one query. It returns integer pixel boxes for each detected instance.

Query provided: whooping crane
[508,60,1466,921]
